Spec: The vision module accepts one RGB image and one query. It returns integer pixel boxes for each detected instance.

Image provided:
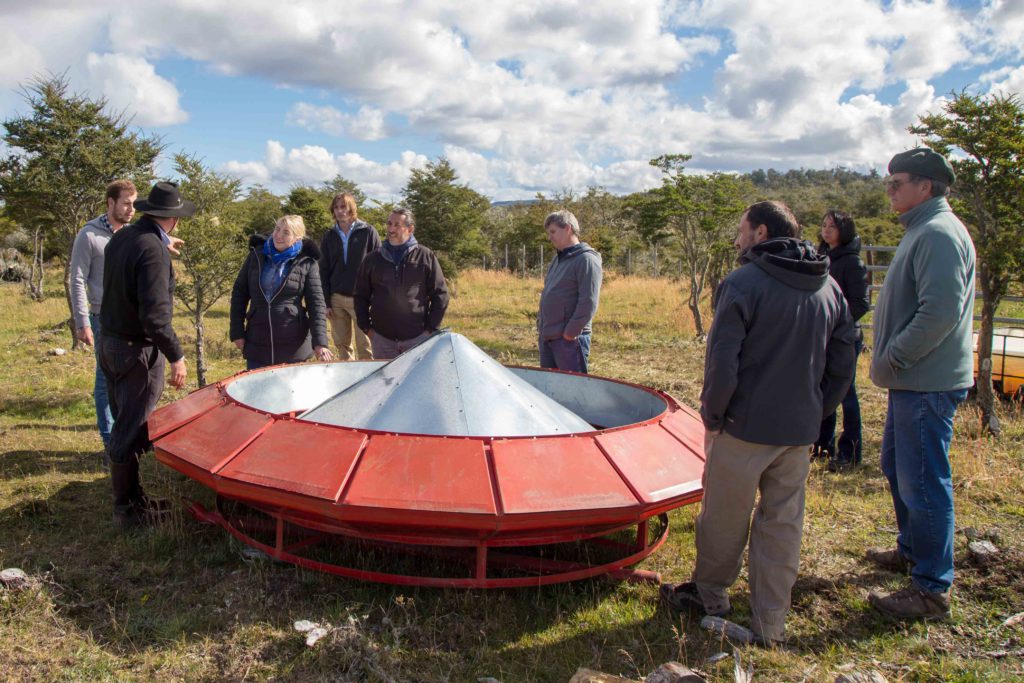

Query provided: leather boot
[127,457,173,520]
[110,460,143,530]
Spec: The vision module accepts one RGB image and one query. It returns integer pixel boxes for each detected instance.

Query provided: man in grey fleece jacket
[865,148,976,621]
[660,201,855,646]
[537,210,602,374]
[69,180,138,449]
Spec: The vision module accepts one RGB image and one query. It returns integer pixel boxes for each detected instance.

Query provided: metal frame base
[188,496,667,588]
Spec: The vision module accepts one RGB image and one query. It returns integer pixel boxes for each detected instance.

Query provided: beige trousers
[329,293,373,361]
[692,430,811,642]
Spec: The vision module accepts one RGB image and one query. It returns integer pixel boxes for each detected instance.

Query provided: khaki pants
[692,430,811,642]
[329,293,372,361]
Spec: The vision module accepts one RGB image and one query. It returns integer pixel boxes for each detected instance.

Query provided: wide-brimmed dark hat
[133,181,196,218]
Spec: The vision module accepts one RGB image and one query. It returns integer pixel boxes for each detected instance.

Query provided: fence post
[521,244,526,278]
[539,245,544,270]
[653,246,659,278]
[627,248,632,275]
[504,244,509,270]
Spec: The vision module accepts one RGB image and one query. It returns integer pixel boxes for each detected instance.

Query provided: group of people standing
[662,146,975,643]
[70,182,598,528]
[70,146,974,646]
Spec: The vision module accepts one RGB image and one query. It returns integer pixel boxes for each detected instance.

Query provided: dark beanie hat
[887,148,955,185]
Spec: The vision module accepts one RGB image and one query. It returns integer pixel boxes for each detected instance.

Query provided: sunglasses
[884,177,920,192]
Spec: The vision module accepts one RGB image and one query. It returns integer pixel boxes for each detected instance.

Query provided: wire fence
[480,244,686,279]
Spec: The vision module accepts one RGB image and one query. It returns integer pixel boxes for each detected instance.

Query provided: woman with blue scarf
[229,215,333,370]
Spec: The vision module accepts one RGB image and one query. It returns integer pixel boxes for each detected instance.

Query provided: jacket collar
[899,196,951,231]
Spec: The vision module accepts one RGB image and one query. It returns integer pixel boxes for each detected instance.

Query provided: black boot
[811,440,835,461]
[110,460,143,530]
[127,457,173,521]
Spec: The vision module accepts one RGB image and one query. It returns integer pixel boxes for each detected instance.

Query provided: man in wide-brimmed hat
[99,181,195,529]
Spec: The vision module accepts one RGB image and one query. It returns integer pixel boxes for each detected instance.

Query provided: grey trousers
[692,430,811,642]
[370,330,431,360]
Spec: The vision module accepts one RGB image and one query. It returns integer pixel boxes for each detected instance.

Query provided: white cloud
[222,140,429,199]
[0,29,45,89]
[85,53,188,126]
[981,64,1024,96]
[0,1,1020,199]
[286,102,387,140]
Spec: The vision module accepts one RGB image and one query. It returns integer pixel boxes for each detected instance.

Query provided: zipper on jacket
[257,248,302,366]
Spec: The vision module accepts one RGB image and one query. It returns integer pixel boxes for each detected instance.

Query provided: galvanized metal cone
[300,331,594,437]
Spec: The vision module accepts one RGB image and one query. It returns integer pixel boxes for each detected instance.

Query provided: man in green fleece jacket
[866,148,976,621]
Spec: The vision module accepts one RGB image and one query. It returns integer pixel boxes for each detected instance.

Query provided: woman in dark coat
[230,215,334,370]
[813,209,870,471]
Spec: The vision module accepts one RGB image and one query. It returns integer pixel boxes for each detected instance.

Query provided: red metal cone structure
[150,331,707,587]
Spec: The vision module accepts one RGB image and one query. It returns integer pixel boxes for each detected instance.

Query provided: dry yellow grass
[1,272,1023,682]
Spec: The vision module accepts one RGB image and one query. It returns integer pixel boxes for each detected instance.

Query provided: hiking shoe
[750,633,786,649]
[865,547,913,573]
[868,585,951,621]
[827,457,857,473]
[660,582,731,617]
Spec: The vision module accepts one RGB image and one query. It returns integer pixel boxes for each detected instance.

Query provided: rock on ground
[645,662,706,682]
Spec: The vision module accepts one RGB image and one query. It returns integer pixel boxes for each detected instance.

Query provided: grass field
[1,269,1022,682]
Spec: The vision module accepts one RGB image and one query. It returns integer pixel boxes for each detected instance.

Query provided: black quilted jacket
[229,236,329,366]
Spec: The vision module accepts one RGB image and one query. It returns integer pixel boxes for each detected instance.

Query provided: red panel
[148,383,224,440]
[491,437,638,514]
[219,421,366,501]
[596,423,704,503]
[343,436,495,514]
[154,403,272,473]
[660,407,706,461]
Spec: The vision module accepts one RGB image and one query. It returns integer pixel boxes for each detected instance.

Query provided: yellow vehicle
[974,328,1024,398]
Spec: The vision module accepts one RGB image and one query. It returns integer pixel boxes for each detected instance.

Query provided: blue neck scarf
[260,237,303,299]
[263,237,302,263]
[382,235,418,265]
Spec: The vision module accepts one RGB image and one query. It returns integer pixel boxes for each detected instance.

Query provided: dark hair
[106,179,137,202]
[744,200,800,239]
[910,174,949,198]
[390,206,415,227]
[822,209,857,246]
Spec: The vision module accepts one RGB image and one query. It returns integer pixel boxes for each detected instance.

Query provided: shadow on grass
[9,422,96,432]
[0,393,89,419]
[0,470,940,681]
[0,449,104,480]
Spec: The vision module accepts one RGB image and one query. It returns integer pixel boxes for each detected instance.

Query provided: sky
[0,0,1021,202]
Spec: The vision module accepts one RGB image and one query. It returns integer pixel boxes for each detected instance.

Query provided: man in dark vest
[99,182,194,529]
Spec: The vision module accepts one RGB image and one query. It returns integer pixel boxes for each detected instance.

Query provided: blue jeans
[539,332,591,374]
[90,313,115,447]
[880,388,967,594]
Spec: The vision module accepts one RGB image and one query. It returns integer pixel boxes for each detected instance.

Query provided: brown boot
[869,585,951,620]
[865,547,913,573]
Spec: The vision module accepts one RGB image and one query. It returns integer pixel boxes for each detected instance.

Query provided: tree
[321,174,366,206]
[172,154,244,387]
[232,185,281,237]
[0,74,161,337]
[911,92,1024,434]
[283,185,333,243]
[639,155,750,339]
[402,157,490,278]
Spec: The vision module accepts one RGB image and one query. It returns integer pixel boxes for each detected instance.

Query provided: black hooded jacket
[820,235,870,322]
[701,238,857,446]
[229,235,329,367]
